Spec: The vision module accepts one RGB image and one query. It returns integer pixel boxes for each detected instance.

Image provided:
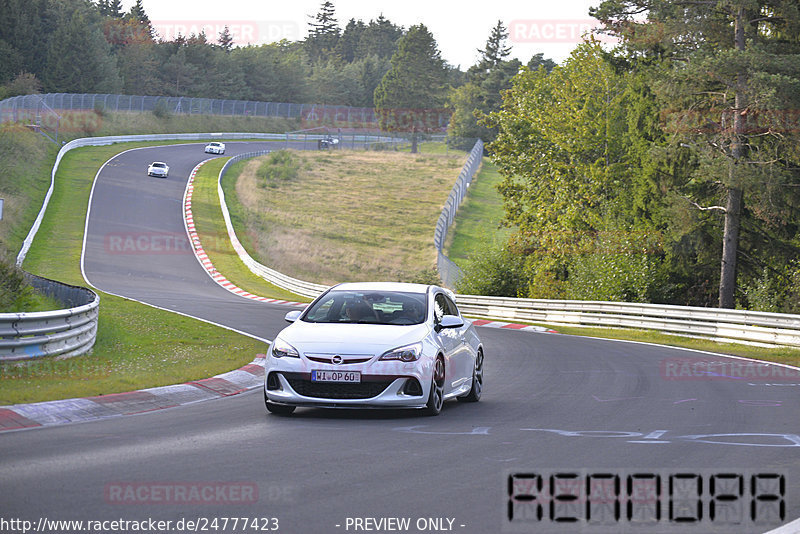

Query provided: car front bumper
[264,357,432,409]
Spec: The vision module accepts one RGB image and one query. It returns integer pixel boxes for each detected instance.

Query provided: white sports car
[147,161,169,178]
[204,142,225,154]
[264,282,484,416]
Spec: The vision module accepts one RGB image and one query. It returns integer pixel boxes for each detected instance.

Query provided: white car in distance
[204,142,225,154]
[147,161,169,178]
[264,282,484,416]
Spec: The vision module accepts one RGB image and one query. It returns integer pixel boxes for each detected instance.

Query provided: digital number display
[504,469,786,532]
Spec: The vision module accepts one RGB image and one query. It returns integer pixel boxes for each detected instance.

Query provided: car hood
[279,322,430,355]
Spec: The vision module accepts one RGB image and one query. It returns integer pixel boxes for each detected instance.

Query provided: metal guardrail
[16,132,290,267]
[435,139,483,288]
[11,133,292,362]
[0,274,99,361]
[17,133,800,351]
[456,295,800,347]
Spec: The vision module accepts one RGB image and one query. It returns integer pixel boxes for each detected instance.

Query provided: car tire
[457,349,483,403]
[264,388,295,415]
[424,357,445,416]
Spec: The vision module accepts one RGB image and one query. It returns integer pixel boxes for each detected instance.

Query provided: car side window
[434,293,447,324]
[444,295,460,317]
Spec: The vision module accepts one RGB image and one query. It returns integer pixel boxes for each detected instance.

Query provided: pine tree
[108,0,123,18]
[96,0,110,16]
[306,1,340,62]
[468,20,511,83]
[337,18,365,62]
[592,0,800,308]
[449,22,543,146]
[357,15,403,59]
[374,24,449,152]
[43,8,121,92]
[128,0,150,27]
[218,25,234,53]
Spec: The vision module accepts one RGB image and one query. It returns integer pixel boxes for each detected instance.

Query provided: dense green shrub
[456,241,526,297]
[740,260,800,313]
[256,150,300,187]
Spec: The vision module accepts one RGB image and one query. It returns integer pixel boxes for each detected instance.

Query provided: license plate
[311,370,361,383]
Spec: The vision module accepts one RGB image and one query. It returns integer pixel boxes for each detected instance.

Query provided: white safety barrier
[456,295,800,347]
[217,152,329,299]
[213,150,800,348]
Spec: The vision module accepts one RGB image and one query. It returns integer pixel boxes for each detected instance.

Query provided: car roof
[330,282,433,295]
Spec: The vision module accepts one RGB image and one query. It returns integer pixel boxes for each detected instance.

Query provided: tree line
[460,0,800,312]
[0,0,424,107]
[6,0,794,312]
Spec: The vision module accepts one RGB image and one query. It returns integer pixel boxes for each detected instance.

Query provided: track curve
[1,141,798,533]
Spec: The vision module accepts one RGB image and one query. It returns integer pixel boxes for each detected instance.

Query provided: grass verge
[226,149,465,285]
[0,142,268,406]
[469,318,800,368]
[444,160,509,266]
[190,158,310,302]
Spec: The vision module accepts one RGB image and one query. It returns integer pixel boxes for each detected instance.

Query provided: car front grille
[305,355,372,365]
[285,376,394,399]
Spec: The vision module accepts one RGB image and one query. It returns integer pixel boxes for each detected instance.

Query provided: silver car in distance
[204,142,225,154]
[264,282,484,416]
[147,161,169,178]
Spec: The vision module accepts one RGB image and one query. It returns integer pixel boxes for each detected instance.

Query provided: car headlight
[379,342,422,362]
[271,337,299,358]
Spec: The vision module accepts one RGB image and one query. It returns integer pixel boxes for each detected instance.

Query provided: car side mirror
[284,310,302,323]
[435,314,463,332]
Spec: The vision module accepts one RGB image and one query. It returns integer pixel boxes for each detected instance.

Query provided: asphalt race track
[1,141,798,534]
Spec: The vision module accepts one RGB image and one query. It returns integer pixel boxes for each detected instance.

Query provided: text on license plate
[311,370,361,383]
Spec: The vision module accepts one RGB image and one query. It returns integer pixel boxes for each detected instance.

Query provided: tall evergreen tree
[357,15,403,59]
[374,24,449,152]
[43,7,121,92]
[128,0,150,27]
[218,26,234,53]
[107,0,123,18]
[96,0,110,16]
[592,0,800,308]
[306,1,340,62]
[449,21,543,147]
[337,18,365,62]
[467,20,511,83]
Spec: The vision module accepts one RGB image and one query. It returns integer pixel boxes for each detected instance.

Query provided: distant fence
[0,93,380,124]
[434,139,483,289]
[0,274,99,361]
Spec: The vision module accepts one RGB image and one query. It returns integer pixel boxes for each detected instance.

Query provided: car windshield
[302,290,427,325]
[152,163,165,167]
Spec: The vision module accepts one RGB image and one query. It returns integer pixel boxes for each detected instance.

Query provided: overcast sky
[130,0,607,67]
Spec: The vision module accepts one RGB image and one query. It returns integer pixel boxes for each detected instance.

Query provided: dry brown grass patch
[231,149,465,285]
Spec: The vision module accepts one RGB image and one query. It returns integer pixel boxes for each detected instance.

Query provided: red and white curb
[471,319,558,333]
[183,161,306,308]
[0,164,558,433]
[0,355,267,432]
